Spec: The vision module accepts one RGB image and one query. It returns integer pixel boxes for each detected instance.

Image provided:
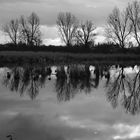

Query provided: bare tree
[20,12,41,46]
[3,19,19,45]
[106,7,132,48]
[76,20,96,47]
[127,1,140,46]
[56,12,78,46]
[19,15,30,44]
[28,12,41,46]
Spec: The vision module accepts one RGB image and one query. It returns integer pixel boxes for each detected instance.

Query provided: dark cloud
[0,114,65,140]
[0,114,98,140]
[0,0,135,25]
[0,0,43,4]
[0,98,39,112]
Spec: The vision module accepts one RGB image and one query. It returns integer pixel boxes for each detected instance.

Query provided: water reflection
[106,67,131,111]
[123,67,140,115]
[55,65,111,101]
[2,64,140,115]
[56,65,92,101]
[3,66,52,99]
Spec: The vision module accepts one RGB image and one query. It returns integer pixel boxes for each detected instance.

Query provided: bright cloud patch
[0,30,9,44]
[59,115,110,132]
[113,124,140,139]
[40,25,59,40]
[43,38,63,46]
[94,27,107,44]
[40,25,62,45]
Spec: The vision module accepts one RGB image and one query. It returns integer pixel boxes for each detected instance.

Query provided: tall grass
[0,51,140,66]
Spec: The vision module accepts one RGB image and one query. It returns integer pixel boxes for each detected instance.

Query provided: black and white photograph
[0,0,140,140]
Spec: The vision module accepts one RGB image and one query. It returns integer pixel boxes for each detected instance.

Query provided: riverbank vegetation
[1,0,140,60]
[1,51,140,67]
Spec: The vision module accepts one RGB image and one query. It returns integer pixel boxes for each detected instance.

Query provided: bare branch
[3,19,19,45]
[127,0,140,46]
[20,12,41,46]
[75,20,96,47]
[56,12,78,46]
[106,7,132,48]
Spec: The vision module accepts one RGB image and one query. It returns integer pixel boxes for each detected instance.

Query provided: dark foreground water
[1,64,140,140]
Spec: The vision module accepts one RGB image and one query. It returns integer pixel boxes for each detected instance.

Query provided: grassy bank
[0,51,140,66]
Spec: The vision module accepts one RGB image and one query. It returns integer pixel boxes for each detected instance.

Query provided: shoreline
[0,51,140,66]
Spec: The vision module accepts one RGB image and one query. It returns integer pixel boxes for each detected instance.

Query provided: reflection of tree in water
[55,66,75,101]
[122,68,140,115]
[55,65,110,101]
[56,65,91,101]
[106,67,131,108]
[3,66,52,100]
[4,63,140,115]
[3,64,107,101]
[106,66,140,115]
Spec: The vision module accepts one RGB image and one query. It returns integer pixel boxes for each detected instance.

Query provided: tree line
[3,12,41,46]
[3,12,95,48]
[3,0,140,49]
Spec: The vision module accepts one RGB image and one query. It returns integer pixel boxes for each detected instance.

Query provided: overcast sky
[0,0,135,45]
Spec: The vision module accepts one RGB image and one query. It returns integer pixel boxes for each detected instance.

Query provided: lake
[0,63,140,140]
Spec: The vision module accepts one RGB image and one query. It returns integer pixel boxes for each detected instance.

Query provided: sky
[0,0,136,45]
[0,67,140,140]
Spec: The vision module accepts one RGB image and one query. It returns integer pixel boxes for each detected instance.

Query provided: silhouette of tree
[3,19,19,45]
[106,7,132,48]
[20,12,41,46]
[56,12,78,47]
[127,1,140,46]
[75,20,96,48]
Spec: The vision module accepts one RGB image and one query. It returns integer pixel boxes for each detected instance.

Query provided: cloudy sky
[0,0,135,45]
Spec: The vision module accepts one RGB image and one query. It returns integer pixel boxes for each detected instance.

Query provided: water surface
[0,64,140,140]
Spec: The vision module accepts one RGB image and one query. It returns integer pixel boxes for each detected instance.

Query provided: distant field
[0,51,140,66]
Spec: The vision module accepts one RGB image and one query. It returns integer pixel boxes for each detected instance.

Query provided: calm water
[1,64,140,140]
